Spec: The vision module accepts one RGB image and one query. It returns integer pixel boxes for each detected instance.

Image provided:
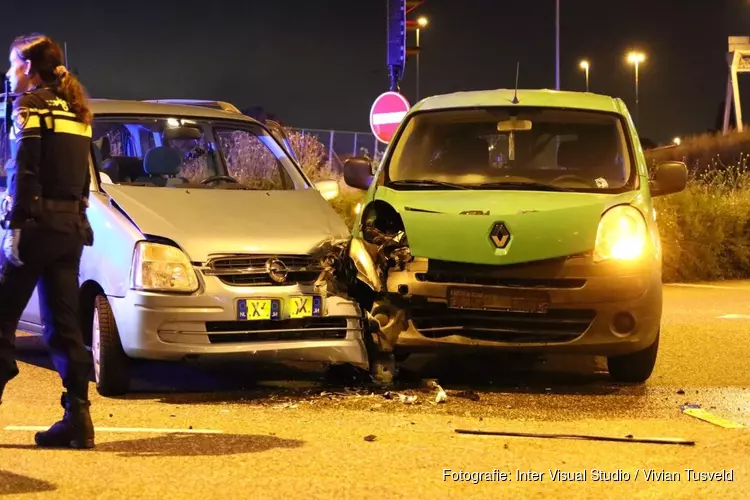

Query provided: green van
[343,89,687,384]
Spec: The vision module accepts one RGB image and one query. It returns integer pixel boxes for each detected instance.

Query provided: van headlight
[593,205,649,263]
[131,241,199,292]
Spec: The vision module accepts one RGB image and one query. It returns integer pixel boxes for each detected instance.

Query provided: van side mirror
[343,157,374,191]
[650,161,687,197]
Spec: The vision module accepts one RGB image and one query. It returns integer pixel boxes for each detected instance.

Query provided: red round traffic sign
[369,91,411,144]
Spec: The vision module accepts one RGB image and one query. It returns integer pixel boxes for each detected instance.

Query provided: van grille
[203,255,324,287]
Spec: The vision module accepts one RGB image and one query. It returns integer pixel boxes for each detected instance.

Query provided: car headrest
[101,156,146,183]
[144,147,182,176]
[557,140,587,169]
[442,136,489,170]
[558,137,618,172]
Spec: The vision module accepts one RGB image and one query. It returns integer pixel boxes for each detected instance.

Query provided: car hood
[103,185,351,261]
[378,188,639,265]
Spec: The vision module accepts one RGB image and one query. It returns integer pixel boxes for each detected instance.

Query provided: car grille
[205,317,352,343]
[203,255,324,286]
[416,258,587,289]
[409,304,595,343]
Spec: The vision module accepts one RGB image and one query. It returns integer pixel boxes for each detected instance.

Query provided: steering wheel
[549,174,597,187]
[199,175,239,185]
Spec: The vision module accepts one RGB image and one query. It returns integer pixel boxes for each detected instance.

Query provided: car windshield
[91,116,307,190]
[386,107,634,192]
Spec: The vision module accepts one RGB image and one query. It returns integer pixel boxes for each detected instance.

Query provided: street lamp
[627,51,646,127]
[416,16,428,101]
[579,60,590,92]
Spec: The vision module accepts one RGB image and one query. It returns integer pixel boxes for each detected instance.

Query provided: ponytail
[55,66,92,126]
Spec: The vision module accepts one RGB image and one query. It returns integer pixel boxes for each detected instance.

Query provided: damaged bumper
[373,255,662,357]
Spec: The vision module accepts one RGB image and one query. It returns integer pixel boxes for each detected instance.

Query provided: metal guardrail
[287,127,386,169]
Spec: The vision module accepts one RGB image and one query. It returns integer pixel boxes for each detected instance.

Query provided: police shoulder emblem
[12,107,31,131]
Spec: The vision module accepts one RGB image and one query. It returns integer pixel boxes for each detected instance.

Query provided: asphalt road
[1,282,749,499]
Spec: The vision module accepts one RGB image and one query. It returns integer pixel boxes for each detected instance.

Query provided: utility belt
[1,195,83,216]
[0,195,87,230]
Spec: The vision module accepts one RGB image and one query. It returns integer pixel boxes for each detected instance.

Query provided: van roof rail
[142,99,242,114]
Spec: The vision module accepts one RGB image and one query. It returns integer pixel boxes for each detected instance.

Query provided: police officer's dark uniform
[0,79,95,448]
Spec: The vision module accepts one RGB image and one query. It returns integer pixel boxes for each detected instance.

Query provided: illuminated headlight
[131,241,199,292]
[593,205,649,263]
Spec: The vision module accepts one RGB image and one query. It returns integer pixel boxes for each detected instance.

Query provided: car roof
[89,98,258,123]
[414,89,624,114]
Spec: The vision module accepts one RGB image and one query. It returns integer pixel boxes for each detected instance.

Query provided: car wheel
[607,330,660,383]
[92,294,131,396]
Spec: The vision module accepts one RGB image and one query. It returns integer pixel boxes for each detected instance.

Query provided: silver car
[2,99,368,396]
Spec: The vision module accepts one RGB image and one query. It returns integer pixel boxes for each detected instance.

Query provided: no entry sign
[369,91,411,144]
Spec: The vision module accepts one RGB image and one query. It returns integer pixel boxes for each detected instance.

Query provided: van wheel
[607,330,660,383]
[92,294,131,396]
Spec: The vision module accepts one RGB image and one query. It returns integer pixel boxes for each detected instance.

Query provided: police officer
[0,33,95,449]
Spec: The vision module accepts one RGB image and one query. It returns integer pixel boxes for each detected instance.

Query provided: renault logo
[265,258,288,283]
[490,222,511,248]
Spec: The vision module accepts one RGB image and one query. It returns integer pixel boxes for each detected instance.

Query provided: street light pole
[634,60,640,125]
[416,27,420,101]
[627,51,645,127]
[415,16,428,102]
[555,0,560,90]
[579,60,589,92]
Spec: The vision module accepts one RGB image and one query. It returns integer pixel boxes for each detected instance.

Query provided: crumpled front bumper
[108,278,368,368]
[374,255,662,357]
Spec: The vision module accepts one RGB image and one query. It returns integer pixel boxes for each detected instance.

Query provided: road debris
[364,434,377,442]
[455,390,480,402]
[424,379,448,403]
[272,402,299,410]
[454,429,695,446]
[680,404,746,429]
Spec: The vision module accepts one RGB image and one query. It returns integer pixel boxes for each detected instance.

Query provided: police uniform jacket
[5,84,91,231]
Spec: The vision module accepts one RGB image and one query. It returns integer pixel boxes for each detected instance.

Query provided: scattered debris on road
[454,429,696,446]
[680,404,746,429]
[455,390,480,402]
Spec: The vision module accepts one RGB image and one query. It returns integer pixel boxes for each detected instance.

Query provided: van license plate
[289,295,323,318]
[237,299,281,321]
[448,288,549,314]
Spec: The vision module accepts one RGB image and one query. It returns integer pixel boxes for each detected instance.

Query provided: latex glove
[2,229,23,267]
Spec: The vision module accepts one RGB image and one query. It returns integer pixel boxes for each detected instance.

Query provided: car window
[216,129,295,190]
[92,119,217,186]
[387,107,633,191]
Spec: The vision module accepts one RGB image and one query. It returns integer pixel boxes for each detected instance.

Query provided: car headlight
[131,241,199,292]
[593,205,649,263]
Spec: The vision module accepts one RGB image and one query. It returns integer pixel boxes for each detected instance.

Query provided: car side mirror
[314,179,340,201]
[650,161,687,197]
[343,157,374,191]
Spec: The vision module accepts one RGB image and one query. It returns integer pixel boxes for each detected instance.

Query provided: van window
[387,107,633,192]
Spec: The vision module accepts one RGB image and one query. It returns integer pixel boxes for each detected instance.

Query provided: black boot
[35,392,95,449]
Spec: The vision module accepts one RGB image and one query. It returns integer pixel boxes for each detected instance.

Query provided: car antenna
[512,61,520,104]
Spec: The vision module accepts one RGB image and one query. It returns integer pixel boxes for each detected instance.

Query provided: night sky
[3,0,747,143]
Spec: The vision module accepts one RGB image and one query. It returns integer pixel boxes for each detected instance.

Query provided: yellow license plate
[238,298,280,321]
[289,295,322,318]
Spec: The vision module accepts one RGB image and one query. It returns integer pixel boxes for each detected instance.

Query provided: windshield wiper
[469,181,574,192]
[390,179,471,190]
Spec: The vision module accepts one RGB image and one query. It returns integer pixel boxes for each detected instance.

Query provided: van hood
[378,188,638,265]
[103,185,351,261]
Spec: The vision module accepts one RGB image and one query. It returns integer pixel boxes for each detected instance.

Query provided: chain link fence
[287,127,387,173]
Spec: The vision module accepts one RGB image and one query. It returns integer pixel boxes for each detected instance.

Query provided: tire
[607,330,660,383]
[92,294,132,396]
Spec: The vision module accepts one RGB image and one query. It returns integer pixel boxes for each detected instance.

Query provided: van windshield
[91,117,308,190]
[386,107,635,192]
